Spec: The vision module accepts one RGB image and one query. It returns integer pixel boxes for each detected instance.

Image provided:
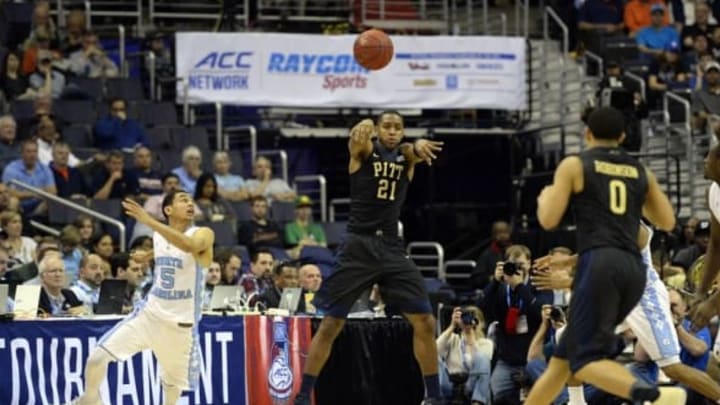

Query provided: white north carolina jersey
[144,227,205,324]
[710,182,720,222]
[619,223,681,366]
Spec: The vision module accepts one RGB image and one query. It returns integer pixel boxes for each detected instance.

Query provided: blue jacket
[93,117,149,150]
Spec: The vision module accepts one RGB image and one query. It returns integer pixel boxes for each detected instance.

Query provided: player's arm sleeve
[642,168,676,232]
[537,156,579,230]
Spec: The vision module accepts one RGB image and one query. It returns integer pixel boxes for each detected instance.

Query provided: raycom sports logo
[188,51,253,91]
[267,52,369,92]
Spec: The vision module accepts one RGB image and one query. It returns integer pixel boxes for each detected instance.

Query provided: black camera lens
[503,262,518,276]
[550,307,564,322]
[460,310,476,326]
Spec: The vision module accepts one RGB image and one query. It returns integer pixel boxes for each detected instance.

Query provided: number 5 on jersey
[377,179,397,200]
[609,179,627,215]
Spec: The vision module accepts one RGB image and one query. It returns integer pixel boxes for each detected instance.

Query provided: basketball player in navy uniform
[292,111,444,405]
[524,107,676,404]
[68,191,214,405]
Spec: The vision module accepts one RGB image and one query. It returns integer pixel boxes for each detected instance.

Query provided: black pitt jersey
[573,146,648,254]
[347,141,410,236]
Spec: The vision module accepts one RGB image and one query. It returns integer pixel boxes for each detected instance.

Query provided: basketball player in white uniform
[534,223,720,403]
[69,191,215,405]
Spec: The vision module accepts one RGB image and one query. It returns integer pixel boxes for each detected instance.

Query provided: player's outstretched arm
[121,198,215,256]
[642,168,676,232]
[348,119,374,165]
[536,156,582,230]
[400,139,444,166]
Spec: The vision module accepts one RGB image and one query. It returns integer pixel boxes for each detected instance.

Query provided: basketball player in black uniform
[524,107,676,404]
[292,111,444,405]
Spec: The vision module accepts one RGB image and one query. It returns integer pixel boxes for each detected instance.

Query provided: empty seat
[270,201,296,223]
[147,126,174,150]
[89,199,123,219]
[321,221,346,248]
[198,221,237,246]
[106,78,145,101]
[230,200,252,222]
[299,246,336,278]
[10,99,35,121]
[62,125,93,149]
[148,102,178,126]
[171,126,210,152]
[267,246,290,262]
[48,199,83,225]
[53,100,96,125]
[128,100,152,122]
[155,149,183,172]
[67,77,104,101]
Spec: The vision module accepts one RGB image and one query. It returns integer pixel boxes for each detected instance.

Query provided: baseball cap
[296,195,312,208]
[650,3,665,13]
[705,61,720,73]
[696,220,711,235]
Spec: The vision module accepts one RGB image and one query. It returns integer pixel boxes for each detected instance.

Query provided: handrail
[257,150,289,183]
[30,220,60,237]
[515,0,529,37]
[583,50,603,77]
[155,76,184,102]
[544,7,568,58]
[629,152,682,214]
[329,197,351,222]
[147,51,156,100]
[223,125,258,164]
[663,91,693,214]
[8,180,126,251]
[84,1,91,29]
[215,102,223,150]
[293,175,327,222]
[182,79,190,125]
[118,25,126,78]
[407,241,445,280]
[500,13,507,36]
[624,71,646,101]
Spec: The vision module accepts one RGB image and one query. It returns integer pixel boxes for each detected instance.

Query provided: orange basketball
[353,29,394,70]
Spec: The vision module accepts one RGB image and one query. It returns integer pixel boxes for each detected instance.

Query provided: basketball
[353,29,394,70]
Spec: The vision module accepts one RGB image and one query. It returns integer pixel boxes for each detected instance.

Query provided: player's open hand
[122,198,152,225]
[533,254,577,273]
[530,267,572,290]
[130,248,153,265]
[414,139,443,166]
[350,119,375,141]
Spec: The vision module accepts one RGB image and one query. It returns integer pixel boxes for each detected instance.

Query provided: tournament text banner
[0,316,312,405]
[175,33,527,110]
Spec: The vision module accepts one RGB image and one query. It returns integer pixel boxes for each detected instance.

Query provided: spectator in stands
[203,260,222,310]
[625,0,670,35]
[259,260,301,310]
[437,306,493,405]
[143,172,201,222]
[216,248,242,285]
[0,210,37,269]
[114,253,145,313]
[74,215,96,251]
[50,142,90,199]
[171,146,203,196]
[90,233,115,263]
[131,146,162,201]
[673,219,710,272]
[91,150,139,200]
[668,287,712,403]
[636,5,680,59]
[239,248,275,297]
[1,51,29,102]
[193,173,236,225]
[146,31,175,101]
[93,98,149,151]
[285,195,327,257]
[213,151,248,201]
[238,196,284,250]
[0,115,21,171]
[16,239,60,286]
[21,27,57,76]
[245,156,296,202]
[68,29,119,79]
[2,139,56,216]
[677,216,700,251]
[481,245,550,404]
[25,1,57,51]
[471,220,511,290]
[692,60,720,129]
[60,10,86,56]
[577,0,625,55]
[0,183,20,213]
[0,245,9,282]
[682,2,716,50]
[70,253,105,313]
[37,255,84,317]
[59,224,83,283]
[690,53,716,91]
[648,46,688,95]
[36,115,81,167]
[28,51,66,99]
[298,263,322,293]
[683,34,710,70]
[595,61,647,150]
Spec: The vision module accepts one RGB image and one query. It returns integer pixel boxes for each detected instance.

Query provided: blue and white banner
[0,317,246,405]
[175,33,527,110]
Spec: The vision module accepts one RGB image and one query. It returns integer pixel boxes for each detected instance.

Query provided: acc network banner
[175,33,527,110]
[0,316,312,405]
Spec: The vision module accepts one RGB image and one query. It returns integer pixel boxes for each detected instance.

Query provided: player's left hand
[530,267,572,290]
[122,198,152,225]
[690,295,719,331]
[413,139,443,166]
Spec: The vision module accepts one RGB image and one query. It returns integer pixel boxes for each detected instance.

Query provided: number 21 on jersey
[377,179,397,200]
[609,179,627,215]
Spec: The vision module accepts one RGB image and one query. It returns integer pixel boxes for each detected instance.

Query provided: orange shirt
[624,0,670,34]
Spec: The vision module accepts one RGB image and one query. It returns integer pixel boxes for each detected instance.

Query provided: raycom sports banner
[0,316,312,405]
[175,33,527,110]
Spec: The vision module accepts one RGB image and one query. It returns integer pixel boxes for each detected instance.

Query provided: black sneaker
[292,392,311,405]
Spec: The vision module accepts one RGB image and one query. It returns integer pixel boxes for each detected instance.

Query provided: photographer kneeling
[437,306,494,405]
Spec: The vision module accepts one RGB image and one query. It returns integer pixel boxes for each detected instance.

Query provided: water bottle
[268,316,293,404]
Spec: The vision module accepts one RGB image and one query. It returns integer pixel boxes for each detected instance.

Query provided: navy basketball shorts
[313,232,432,318]
[554,247,645,373]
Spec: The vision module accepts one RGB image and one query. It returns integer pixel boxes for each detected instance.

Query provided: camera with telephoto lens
[460,310,476,326]
[550,306,565,323]
[503,261,521,276]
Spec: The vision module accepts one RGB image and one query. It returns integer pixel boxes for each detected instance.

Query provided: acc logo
[194,51,253,69]
[268,357,293,399]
